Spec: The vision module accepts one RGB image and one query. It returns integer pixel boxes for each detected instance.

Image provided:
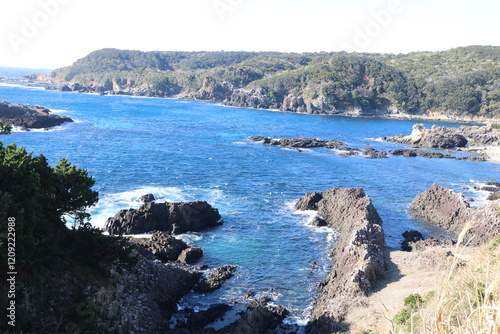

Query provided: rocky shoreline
[3,75,500,125]
[97,197,294,333]
[0,100,73,130]
[249,135,486,162]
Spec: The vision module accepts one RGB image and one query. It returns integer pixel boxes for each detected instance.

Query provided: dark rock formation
[93,254,202,333]
[105,201,222,235]
[176,303,232,330]
[390,149,452,159]
[195,265,237,293]
[217,297,289,334]
[0,100,73,129]
[249,136,345,149]
[178,247,204,264]
[361,147,388,159]
[296,187,386,333]
[138,193,156,203]
[128,231,188,262]
[295,191,324,211]
[401,230,425,251]
[409,184,500,246]
[171,297,290,334]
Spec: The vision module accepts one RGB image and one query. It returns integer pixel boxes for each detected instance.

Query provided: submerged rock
[105,201,222,235]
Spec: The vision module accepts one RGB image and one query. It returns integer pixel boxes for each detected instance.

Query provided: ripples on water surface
[1,76,498,321]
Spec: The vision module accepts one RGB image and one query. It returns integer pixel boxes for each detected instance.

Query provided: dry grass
[394,223,500,334]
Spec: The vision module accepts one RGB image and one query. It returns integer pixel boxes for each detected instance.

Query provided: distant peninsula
[0,101,73,130]
[10,46,500,121]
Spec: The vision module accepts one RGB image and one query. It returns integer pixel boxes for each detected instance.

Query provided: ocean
[1,67,498,323]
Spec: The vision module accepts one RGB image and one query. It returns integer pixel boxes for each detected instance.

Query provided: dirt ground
[343,244,472,334]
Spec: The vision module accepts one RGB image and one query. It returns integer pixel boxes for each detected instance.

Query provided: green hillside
[46,46,500,118]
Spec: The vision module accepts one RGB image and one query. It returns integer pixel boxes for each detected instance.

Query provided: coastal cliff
[12,46,500,120]
[296,187,386,333]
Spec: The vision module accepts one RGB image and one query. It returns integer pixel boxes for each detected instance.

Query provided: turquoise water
[1,72,499,322]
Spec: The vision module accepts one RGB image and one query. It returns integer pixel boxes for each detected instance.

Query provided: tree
[0,120,12,135]
[0,142,99,266]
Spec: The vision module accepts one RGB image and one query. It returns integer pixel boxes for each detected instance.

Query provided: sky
[0,0,499,69]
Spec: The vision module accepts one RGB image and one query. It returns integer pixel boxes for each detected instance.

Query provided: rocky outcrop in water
[382,123,500,149]
[249,136,345,149]
[105,201,222,235]
[0,100,73,129]
[409,184,500,246]
[388,148,485,161]
[296,187,386,333]
[128,231,194,263]
[170,297,290,334]
[194,265,237,293]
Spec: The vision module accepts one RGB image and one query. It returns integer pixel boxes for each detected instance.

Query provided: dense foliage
[49,46,500,118]
[0,142,132,269]
[0,120,12,134]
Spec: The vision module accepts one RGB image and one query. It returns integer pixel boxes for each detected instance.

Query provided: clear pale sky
[1,0,499,69]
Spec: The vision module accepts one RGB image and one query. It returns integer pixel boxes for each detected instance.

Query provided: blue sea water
[1,68,499,323]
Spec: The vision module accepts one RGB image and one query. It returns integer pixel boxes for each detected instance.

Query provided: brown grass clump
[394,223,500,334]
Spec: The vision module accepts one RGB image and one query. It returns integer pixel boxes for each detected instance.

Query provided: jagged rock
[388,149,482,161]
[195,265,237,293]
[128,231,188,262]
[138,193,156,203]
[419,131,468,149]
[0,100,73,129]
[178,247,203,264]
[91,254,202,333]
[409,184,470,236]
[409,184,500,246]
[180,303,231,330]
[383,124,500,149]
[401,230,425,251]
[295,191,324,211]
[310,216,328,227]
[282,95,309,113]
[362,147,388,159]
[487,190,500,201]
[408,237,456,251]
[105,201,222,235]
[296,187,386,333]
[225,89,278,109]
[217,297,289,334]
[248,136,345,149]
